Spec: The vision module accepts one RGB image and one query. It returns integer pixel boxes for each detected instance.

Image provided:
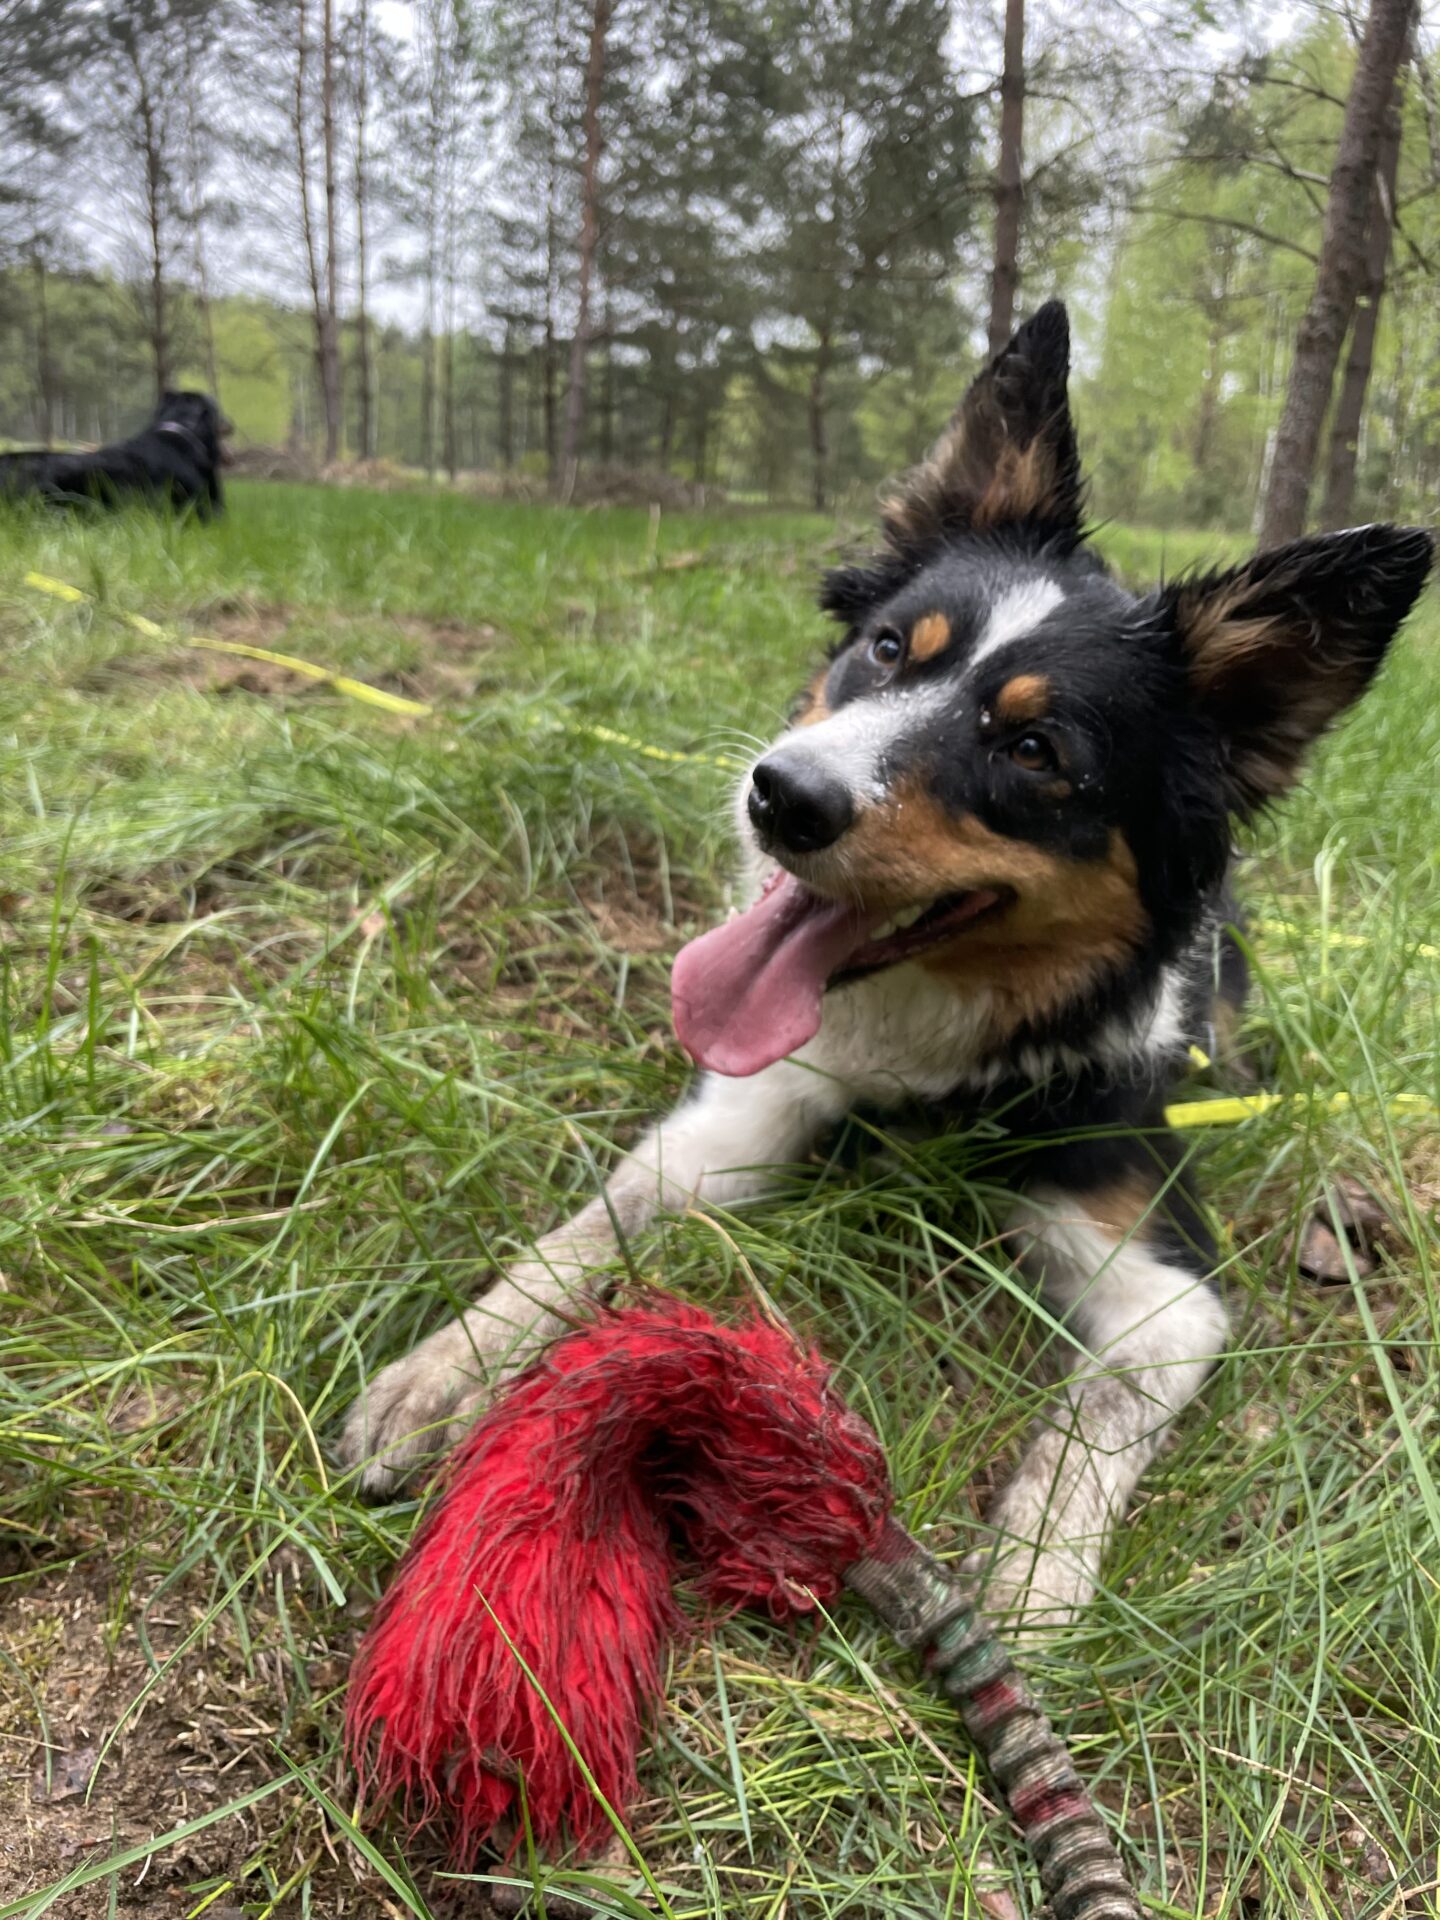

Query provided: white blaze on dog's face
[672,301,1433,1078]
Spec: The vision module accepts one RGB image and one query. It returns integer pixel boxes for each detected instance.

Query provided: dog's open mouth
[837,886,1007,980]
[671,870,1007,1076]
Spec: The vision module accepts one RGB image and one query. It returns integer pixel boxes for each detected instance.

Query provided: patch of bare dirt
[225,446,317,482]
[581,895,672,956]
[0,1555,396,1917]
[319,458,419,489]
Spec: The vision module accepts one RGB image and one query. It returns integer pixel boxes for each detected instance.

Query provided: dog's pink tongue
[672,874,868,1076]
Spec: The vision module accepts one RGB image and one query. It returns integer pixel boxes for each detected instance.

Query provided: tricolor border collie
[341,302,1431,1633]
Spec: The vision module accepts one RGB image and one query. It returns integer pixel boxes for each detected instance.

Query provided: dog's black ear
[1160,524,1432,815]
[881,300,1082,553]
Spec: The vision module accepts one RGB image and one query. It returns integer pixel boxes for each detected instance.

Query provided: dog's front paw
[336,1270,589,1498]
[337,1321,488,1497]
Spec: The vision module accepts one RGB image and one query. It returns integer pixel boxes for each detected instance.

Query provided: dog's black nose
[748,755,854,853]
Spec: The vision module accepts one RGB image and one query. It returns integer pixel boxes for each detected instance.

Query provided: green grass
[1,482,1437,1919]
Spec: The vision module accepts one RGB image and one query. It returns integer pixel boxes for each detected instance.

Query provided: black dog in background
[0,391,232,518]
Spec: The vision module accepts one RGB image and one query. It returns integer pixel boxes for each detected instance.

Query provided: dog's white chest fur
[795,963,996,1105]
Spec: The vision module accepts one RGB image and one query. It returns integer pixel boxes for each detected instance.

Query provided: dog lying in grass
[0,390,231,518]
[341,302,1431,1634]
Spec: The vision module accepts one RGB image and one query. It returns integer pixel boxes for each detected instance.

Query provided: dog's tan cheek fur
[834,784,1146,1032]
[923,830,1145,1033]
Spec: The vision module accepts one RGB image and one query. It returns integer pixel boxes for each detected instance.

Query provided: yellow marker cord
[19,570,1436,1131]
[1252,917,1438,962]
[22,570,741,761]
[24,570,88,603]
[1164,1089,1433,1130]
[26,570,432,717]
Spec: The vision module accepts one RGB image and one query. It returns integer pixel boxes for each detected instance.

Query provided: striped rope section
[848,1518,1142,1920]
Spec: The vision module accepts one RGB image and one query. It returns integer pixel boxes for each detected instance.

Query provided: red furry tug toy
[346,1297,1141,1919]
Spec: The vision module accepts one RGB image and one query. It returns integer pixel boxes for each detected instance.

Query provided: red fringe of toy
[345,1298,890,1862]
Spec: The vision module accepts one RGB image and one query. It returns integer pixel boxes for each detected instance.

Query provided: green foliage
[206,299,298,444]
[1083,17,1440,534]
[8,4,1440,521]
[1084,30,1350,530]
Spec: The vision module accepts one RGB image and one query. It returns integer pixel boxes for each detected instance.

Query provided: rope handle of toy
[846,1519,1142,1920]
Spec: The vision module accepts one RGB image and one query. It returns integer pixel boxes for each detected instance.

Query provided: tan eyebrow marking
[909,612,952,662]
[995,672,1051,724]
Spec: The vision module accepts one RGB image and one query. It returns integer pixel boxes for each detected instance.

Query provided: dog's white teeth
[871,903,928,941]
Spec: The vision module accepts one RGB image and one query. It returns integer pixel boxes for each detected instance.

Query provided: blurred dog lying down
[0,391,231,518]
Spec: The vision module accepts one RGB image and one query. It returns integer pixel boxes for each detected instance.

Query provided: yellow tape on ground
[572,719,739,771]
[1253,916,1439,962]
[1165,1090,1434,1129]
[186,634,434,717]
[25,569,432,717]
[22,569,742,758]
[24,569,87,604]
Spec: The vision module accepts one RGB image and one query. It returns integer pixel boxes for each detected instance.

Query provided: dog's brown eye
[868,628,904,668]
[1010,733,1057,773]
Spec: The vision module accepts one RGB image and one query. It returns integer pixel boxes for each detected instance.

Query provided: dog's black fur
[0,391,231,518]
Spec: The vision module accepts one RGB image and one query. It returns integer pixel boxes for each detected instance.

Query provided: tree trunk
[657,334,676,470]
[180,17,220,401]
[131,48,171,397]
[293,0,327,460]
[809,326,832,511]
[1385,317,1411,514]
[444,118,459,480]
[443,308,458,481]
[1259,0,1414,548]
[32,253,56,447]
[693,397,709,492]
[499,318,516,470]
[319,0,342,462]
[559,0,611,498]
[354,0,374,458]
[1192,317,1222,473]
[987,0,1024,359]
[542,327,557,477]
[443,331,457,479]
[1320,69,1405,531]
[542,10,562,486]
[1192,247,1235,479]
[422,113,439,476]
[599,290,614,465]
[421,326,436,477]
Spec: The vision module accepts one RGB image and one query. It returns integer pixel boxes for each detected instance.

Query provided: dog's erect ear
[881,300,1082,553]
[1161,524,1432,815]
[820,301,1080,628]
